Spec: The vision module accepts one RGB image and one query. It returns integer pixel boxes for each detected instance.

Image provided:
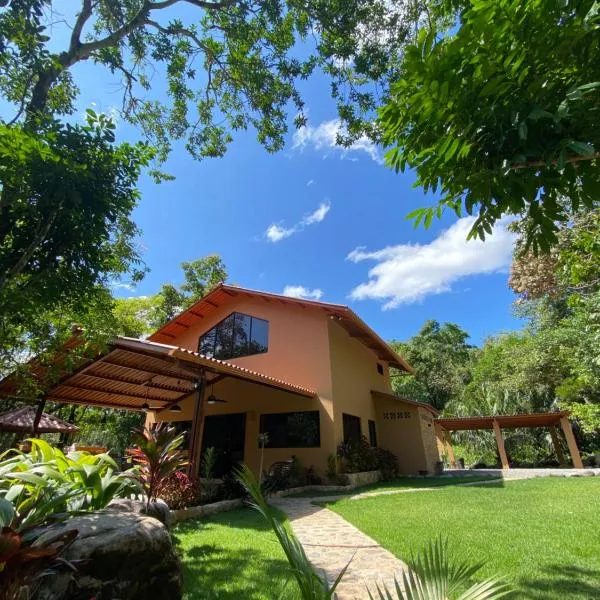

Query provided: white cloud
[283,285,324,300]
[109,281,137,292]
[292,119,382,164]
[265,224,296,243]
[306,179,316,187]
[347,217,515,309]
[303,201,331,225]
[264,200,331,243]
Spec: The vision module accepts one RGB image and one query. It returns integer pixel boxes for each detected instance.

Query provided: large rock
[37,509,182,600]
[107,497,172,528]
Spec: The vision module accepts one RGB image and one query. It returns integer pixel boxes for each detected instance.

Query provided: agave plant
[368,537,511,600]
[0,439,139,525]
[236,463,348,600]
[129,424,187,510]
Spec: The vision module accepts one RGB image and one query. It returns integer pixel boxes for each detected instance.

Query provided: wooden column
[549,426,567,466]
[559,416,583,469]
[492,419,510,470]
[186,372,206,478]
[32,398,46,436]
[435,424,456,468]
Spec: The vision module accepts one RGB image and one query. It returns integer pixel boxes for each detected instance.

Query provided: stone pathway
[271,496,407,599]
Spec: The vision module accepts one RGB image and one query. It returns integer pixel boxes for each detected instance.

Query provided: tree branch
[70,0,93,52]
[511,153,600,170]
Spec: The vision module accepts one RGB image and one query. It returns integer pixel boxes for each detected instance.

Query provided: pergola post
[492,419,510,470]
[435,423,457,468]
[559,416,583,469]
[187,372,206,478]
[549,426,567,466]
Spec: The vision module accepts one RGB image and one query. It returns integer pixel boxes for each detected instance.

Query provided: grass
[287,474,500,497]
[173,507,301,600]
[324,477,600,599]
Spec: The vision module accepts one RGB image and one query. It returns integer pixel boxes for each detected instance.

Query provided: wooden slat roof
[435,412,569,431]
[0,406,79,434]
[0,337,316,412]
[148,284,413,373]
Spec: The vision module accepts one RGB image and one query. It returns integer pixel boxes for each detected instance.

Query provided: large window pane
[214,313,235,359]
[343,413,361,444]
[231,313,251,358]
[199,328,216,357]
[260,411,320,448]
[250,317,269,354]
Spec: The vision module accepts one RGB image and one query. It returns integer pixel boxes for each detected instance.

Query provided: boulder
[107,497,172,527]
[37,509,182,600]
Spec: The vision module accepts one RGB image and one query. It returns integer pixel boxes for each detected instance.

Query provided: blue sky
[11,17,524,347]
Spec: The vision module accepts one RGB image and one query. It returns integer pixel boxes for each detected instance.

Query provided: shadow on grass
[172,508,296,600]
[517,564,600,599]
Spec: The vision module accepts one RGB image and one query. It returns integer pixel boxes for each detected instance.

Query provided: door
[201,413,246,477]
[343,413,362,444]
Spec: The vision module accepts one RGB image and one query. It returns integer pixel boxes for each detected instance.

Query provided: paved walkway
[271,496,407,599]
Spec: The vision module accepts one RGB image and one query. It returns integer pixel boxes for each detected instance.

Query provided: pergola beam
[492,419,510,470]
[549,426,567,466]
[560,416,584,469]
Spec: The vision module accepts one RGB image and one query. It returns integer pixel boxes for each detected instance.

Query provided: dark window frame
[377,363,384,375]
[259,411,321,449]
[342,413,362,444]
[368,419,378,448]
[198,311,269,360]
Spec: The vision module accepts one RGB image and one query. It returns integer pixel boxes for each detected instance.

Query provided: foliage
[0,115,153,368]
[1,0,433,163]
[391,321,475,411]
[114,254,227,336]
[368,537,510,600]
[0,497,79,600]
[379,0,600,251]
[337,437,398,479]
[159,471,201,510]
[326,454,338,482]
[129,424,187,510]
[201,446,216,480]
[236,463,348,599]
[0,439,138,527]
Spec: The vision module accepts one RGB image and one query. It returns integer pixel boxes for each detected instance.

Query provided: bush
[337,437,399,481]
[159,471,201,509]
[297,465,322,486]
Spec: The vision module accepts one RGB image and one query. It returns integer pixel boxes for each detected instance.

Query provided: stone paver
[271,497,407,599]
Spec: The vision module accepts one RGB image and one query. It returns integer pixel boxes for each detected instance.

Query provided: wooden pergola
[435,412,583,470]
[0,336,315,474]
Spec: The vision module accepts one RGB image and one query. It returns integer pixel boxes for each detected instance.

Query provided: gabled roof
[0,406,79,434]
[149,284,413,373]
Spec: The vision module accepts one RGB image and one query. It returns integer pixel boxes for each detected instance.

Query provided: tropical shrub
[159,471,201,510]
[0,439,138,526]
[337,437,378,473]
[368,537,511,600]
[374,448,400,480]
[129,425,187,510]
[200,446,216,479]
[0,498,79,600]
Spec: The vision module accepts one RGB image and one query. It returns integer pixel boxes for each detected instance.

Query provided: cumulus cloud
[264,200,331,243]
[283,285,324,300]
[347,216,515,309]
[292,119,382,164]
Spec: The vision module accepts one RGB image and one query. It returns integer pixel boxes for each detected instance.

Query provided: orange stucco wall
[150,295,436,477]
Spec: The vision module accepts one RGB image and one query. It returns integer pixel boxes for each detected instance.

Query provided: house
[0,284,440,478]
[144,285,440,478]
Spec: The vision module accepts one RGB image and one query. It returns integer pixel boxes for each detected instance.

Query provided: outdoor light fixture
[206,382,226,405]
[141,403,150,412]
[170,404,182,413]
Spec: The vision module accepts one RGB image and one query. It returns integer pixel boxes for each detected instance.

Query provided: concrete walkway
[271,496,407,599]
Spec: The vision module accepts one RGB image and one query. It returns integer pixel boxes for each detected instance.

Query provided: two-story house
[144,285,440,477]
[0,284,439,478]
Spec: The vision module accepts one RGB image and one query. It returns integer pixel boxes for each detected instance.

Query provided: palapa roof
[0,405,79,434]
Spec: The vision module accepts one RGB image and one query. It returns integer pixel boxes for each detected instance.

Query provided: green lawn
[287,474,500,497]
[324,478,600,599]
[173,508,300,600]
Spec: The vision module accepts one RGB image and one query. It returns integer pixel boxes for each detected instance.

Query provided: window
[342,413,362,444]
[368,419,377,448]
[260,411,320,448]
[377,363,384,375]
[199,312,269,360]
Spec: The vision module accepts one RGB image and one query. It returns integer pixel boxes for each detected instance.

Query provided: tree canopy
[1,0,428,160]
[379,0,600,251]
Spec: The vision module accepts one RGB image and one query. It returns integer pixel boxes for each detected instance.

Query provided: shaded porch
[434,412,583,470]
